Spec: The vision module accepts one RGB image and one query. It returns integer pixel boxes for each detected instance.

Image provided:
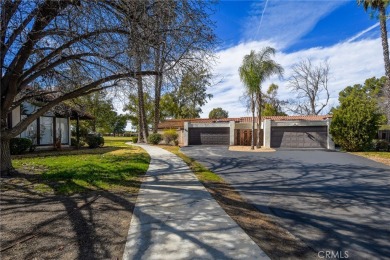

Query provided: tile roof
[158,115,332,129]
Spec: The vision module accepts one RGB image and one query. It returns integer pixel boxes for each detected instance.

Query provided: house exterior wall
[229,121,235,145]
[11,104,71,147]
[235,122,263,129]
[180,119,334,149]
[263,119,271,148]
[378,130,390,142]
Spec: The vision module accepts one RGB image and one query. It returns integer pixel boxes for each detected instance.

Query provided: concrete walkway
[123,144,269,260]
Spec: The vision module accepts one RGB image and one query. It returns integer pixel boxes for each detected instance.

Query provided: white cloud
[243,0,348,48]
[346,22,380,43]
[202,38,385,118]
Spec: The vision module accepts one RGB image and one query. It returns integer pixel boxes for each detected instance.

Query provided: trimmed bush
[372,139,390,151]
[86,135,104,148]
[10,138,32,155]
[148,133,162,145]
[71,137,86,148]
[132,136,138,143]
[163,129,178,145]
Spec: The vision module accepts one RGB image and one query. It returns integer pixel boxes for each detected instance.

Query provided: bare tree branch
[288,59,330,115]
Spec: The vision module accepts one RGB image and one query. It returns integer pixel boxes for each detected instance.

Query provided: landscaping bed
[0,137,149,259]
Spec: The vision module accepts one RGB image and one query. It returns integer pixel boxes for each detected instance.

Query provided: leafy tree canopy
[330,77,386,151]
[123,92,154,129]
[209,107,229,119]
[71,92,114,133]
[262,84,287,116]
[161,67,212,119]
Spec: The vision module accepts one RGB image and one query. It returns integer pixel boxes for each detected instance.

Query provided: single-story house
[8,102,93,148]
[158,115,335,149]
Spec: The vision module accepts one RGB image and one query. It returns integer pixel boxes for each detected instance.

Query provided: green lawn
[11,136,149,194]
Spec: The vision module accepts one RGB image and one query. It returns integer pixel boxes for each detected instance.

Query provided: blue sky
[200,0,386,117]
[213,1,378,51]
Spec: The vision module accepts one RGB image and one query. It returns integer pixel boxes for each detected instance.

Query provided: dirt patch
[0,173,137,260]
[229,146,276,152]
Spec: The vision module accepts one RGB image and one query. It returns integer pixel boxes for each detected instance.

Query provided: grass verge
[351,151,390,166]
[159,145,316,259]
[8,137,149,195]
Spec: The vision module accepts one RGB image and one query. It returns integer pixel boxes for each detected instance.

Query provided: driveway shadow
[181,147,390,259]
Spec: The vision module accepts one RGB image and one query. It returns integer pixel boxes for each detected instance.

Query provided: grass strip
[159,145,317,259]
[351,151,390,166]
[9,137,150,195]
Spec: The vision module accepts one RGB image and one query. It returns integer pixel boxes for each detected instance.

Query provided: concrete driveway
[181,146,390,259]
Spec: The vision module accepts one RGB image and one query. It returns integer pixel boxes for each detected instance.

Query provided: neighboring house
[377,125,390,142]
[158,115,334,149]
[8,102,93,148]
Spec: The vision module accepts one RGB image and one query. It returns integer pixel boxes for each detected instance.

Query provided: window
[40,116,53,145]
[56,117,69,144]
[20,115,37,145]
[382,132,387,140]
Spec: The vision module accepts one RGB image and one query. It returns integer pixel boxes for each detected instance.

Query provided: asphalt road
[181,146,390,260]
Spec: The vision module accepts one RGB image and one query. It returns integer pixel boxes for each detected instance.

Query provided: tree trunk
[136,59,148,143]
[380,5,390,80]
[137,76,146,143]
[153,48,162,134]
[379,4,390,123]
[1,138,13,176]
[137,125,143,143]
[251,93,255,150]
[256,91,262,148]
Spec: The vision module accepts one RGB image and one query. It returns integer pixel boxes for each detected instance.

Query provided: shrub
[86,135,104,148]
[372,139,390,151]
[148,133,162,145]
[330,84,383,152]
[10,138,32,155]
[71,137,86,148]
[163,129,178,145]
[132,136,138,143]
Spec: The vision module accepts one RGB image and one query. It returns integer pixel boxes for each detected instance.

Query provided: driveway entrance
[181,146,390,259]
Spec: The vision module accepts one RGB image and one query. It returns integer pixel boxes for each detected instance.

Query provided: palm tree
[239,47,283,149]
[358,1,390,122]
[357,0,390,80]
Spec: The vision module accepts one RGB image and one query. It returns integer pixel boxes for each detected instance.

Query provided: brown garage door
[271,126,327,148]
[189,127,230,145]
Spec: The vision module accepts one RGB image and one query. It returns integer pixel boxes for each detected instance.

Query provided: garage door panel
[189,127,229,145]
[271,126,327,148]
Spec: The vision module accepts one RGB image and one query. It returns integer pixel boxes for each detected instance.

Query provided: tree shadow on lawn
[0,177,138,259]
[0,170,257,260]
[0,145,149,259]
